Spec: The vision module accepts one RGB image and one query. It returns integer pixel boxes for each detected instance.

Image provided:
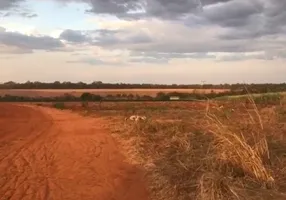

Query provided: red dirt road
[0,104,149,200]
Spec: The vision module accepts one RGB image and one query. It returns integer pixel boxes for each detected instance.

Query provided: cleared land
[0,103,148,200]
[3,94,286,200]
[0,88,229,97]
[56,98,286,200]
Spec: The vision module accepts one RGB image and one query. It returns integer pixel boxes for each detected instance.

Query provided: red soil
[0,103,149,200]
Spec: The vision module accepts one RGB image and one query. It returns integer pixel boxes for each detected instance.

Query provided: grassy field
[41,95,286,200]
[216,92,286,99]
[0,88,229,98]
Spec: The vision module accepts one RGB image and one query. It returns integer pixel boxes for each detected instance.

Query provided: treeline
[1,81,286,93]
[0,88,268,102]
[0,91,231,102]
[0,81,228,89]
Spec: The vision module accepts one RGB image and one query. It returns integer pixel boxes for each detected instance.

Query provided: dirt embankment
[0,103,149,200]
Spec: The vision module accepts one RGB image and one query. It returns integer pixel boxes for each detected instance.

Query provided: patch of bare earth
[0,103,149,200]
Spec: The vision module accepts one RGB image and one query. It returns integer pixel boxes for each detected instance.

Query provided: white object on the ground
[126,115,147,121]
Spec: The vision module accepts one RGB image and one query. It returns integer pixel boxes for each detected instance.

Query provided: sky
[0,0,286,84]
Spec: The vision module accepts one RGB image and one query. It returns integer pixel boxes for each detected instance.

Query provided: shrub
[53,102,65,110]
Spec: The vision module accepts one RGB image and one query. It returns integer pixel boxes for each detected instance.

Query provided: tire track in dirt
[0,103,149,200]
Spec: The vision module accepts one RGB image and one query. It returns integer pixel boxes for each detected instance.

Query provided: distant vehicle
[170,96,180,101]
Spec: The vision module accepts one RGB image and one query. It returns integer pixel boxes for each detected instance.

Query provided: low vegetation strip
[1,82,286,103]
[0,88,228,97]
[1,89,286,104]
[1,81,286,92]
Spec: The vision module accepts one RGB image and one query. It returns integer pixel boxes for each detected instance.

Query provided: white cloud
[0,22,38,35]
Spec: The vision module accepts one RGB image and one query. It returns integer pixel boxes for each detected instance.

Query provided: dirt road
[0,104,149,200]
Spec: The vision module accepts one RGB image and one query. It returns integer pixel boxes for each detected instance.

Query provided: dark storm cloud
[86,0,140,14]
[0,0,232,14]
[20,12,38,18]
[48,0,233,19]
[92,31,152,46]
[0,30,64,53]
[59,28,152,45]
[0,0,24,10]
[4,0,286,30]
[216,0,286,40]
[60,29,90,43]
[202,0,264,27]
[88,0,235,18]
[130,41,258,54]
[0,0,37,18]
[55,0,286,48]
[201,0,231,5]
[2,0,286,61]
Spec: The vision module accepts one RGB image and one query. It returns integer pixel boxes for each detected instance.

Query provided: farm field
[49,98,286,200]
[0,88,229,98]
[2,96,286,200]
[215,92,286,100]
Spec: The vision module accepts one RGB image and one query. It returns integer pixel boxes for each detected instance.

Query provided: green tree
[81,92,93,101]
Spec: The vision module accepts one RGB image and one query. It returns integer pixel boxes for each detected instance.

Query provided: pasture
[41,95,286,200]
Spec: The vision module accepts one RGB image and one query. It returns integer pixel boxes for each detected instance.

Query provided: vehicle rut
[0,103,148,200]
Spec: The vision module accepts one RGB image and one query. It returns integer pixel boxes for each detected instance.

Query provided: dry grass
[63,98,286,200]
[196,173,239,200]
[205,105,273,186]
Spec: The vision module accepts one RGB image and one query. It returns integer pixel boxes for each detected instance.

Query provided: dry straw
[197,172,239,200]
[205,99,274,187]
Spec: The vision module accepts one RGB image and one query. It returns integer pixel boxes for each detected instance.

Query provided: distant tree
[80,92,92,108]
[156,92,169,101]
[81,92,93,101]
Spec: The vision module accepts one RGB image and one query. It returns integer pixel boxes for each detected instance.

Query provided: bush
[53,102,65,110]
[81,92,92,101]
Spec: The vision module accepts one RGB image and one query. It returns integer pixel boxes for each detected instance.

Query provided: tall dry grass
[73,98,286,200]
[196,97,277,200]
[206,108,273,180]
[197,173,239,200]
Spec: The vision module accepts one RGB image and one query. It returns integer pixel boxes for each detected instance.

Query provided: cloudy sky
[0,0,285,84]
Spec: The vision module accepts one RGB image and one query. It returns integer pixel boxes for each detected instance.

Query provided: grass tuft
[196,172,239,200]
